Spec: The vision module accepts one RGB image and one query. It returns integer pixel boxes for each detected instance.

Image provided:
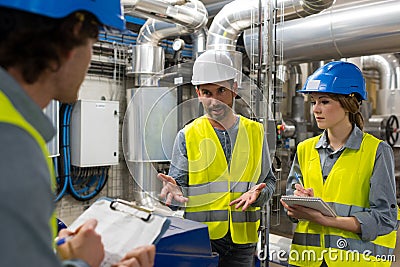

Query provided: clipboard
[281,195,337,217]
[68,198,171,267]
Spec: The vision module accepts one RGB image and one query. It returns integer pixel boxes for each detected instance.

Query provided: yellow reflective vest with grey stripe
[0,91,57,238]
[184,115,263,244]
[290,133,396,266]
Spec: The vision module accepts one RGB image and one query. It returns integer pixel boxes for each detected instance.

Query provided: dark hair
[329,93,364,130]
[0,7,99,84]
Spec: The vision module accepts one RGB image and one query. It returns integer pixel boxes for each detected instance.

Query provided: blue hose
[56,103,109,201]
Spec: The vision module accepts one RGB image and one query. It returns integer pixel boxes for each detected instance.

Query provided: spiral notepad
[281,195,337,217]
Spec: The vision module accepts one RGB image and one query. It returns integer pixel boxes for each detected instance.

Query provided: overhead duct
[207,0,334,51]
[203,0,234,18]
[362,54,400,90]
[123,0,208,31]
[362,54,400,116]
[126,19,188,78]
[191,27,207,59]
[125,0,208,77]
[132,19,207,63]
[136,19,191,46]
[243,0,400,64]
[201,0,333,19]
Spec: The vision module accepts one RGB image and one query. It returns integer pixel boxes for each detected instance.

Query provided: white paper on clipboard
[68,198,170,267]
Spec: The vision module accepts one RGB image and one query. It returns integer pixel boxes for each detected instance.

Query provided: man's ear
[195,87,201,97]
[231,81,238,98]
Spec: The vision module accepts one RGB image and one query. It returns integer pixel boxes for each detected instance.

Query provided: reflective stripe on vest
[185,208,260,223]
[292,232,321,247]
[0,91,57,238]
[185,210,229,222]
[184,115,263,244]
[188,181,255,196]
[290,133,396,266]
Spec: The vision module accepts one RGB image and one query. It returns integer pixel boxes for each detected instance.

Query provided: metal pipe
[204,0,235,18]
[362,54,400,90]
[244,0,400,64]
[130,0,209,74]
[191,27,208,59]
[206,0,334,51]
[136,19,191,45]
[123,0,208,30]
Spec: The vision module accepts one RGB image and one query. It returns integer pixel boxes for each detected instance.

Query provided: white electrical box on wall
[70,100,119,167]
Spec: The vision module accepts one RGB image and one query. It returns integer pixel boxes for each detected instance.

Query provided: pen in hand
[294,172,304,187]
[55,235,75,246]
[294,172,314,197]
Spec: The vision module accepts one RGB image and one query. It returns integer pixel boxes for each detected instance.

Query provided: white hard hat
[191,50,238,86]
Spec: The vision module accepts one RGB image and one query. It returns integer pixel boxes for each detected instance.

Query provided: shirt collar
[0,67,55,142]
[315,126,363,150]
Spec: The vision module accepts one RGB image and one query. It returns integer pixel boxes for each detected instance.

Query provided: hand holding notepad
[281,195,337,217]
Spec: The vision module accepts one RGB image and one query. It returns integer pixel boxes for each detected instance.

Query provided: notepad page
[281,195,337,217]
[68,199,169,267]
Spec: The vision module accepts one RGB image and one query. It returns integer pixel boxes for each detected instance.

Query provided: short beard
[205,104,230,122]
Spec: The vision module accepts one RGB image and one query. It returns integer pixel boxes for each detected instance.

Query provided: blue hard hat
[298,61,367,101]
[0,0,126,31]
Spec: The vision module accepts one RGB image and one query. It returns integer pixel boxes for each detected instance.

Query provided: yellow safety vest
[289,133,396,267]
[0,90,57,238]
[184,115,263,244]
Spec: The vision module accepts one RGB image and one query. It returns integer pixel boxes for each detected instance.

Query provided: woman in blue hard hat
[0,1,154,267]
[281,61,397,266]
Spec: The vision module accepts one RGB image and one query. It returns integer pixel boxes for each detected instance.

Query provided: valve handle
[385,115,399,147]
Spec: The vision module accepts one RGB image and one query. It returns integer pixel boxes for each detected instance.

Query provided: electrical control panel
[70,100,119,167]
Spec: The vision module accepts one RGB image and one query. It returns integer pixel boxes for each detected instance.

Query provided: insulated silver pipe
[123,0,208,30]
[129,0,209,74]
[244,0,400,63]
[204,0,235,18]
[136,19,191,45]
[362,54,400,90]
[191,27,207,59]
[207,0,334,51]
[278,0,335,20]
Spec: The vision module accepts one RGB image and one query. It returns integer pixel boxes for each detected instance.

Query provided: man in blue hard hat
[0,1,154,267]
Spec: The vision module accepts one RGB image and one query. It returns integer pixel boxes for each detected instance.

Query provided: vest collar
[315,126,364,151]
[0,67,55,142]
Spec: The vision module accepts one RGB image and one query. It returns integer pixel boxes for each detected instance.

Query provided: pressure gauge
[172,38,185,51]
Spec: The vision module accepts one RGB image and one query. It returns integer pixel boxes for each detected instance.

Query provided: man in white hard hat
[158,50,276,267]
[0,1,154,267]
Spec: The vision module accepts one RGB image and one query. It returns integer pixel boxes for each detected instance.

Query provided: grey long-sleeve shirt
[286,126,398,241]
[169,115,276,207]
[0,67,89,267]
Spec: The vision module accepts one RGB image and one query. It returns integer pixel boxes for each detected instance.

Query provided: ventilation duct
[125,0,208,77]
[191,27,207,59]
[207,0,334,51]
[123,0,207,31]
[243,0,400,64]
[362,54,400,90]
[362,54,400,116]
[136,19,191,45]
